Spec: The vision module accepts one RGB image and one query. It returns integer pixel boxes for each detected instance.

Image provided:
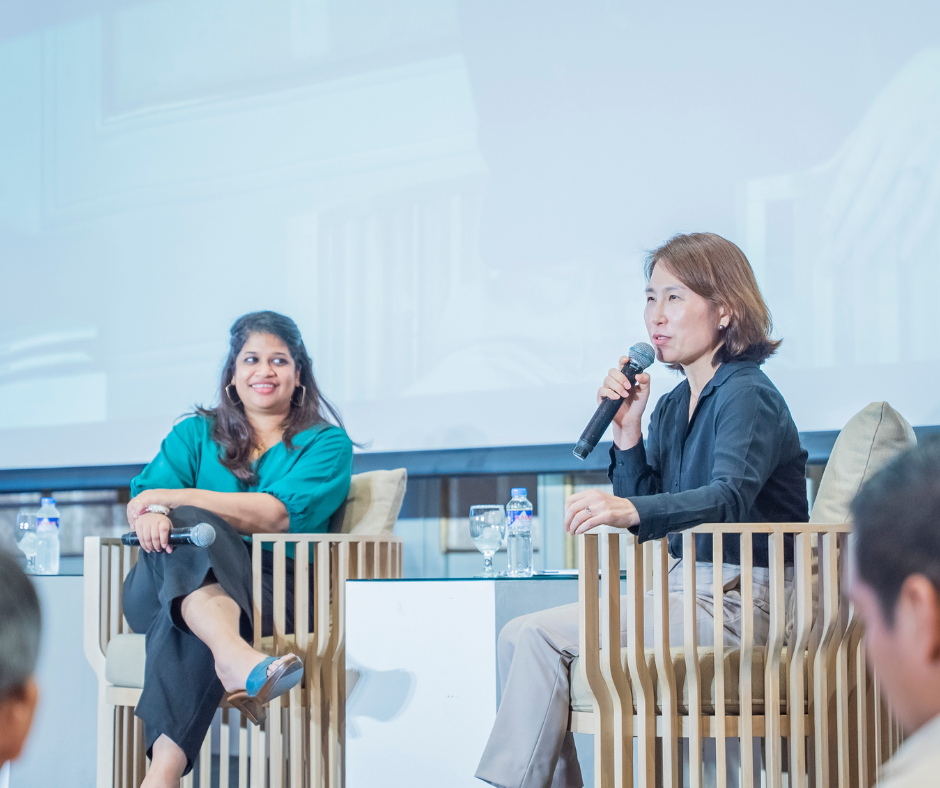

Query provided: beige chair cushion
[810,402,915,524]
[106,634,147,689]
[329,469,407,535]
[570,647,803,715]
[106,633,283,690]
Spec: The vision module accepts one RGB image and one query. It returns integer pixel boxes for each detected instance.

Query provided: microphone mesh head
[629,342,655,371]
[191,523,217,548]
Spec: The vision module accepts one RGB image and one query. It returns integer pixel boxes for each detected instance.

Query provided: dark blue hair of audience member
[197,311,347,483]
[850,435,940,623]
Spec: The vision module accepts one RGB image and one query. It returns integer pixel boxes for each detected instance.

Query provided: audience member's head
[0,551,41,766]
[848,435,940,733]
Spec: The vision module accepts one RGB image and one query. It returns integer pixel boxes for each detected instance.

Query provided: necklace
[250,435,279,462]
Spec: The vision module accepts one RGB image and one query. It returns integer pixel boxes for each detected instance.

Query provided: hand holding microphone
[600,354,653,429]
[123,501,216,554]
[574,342,655,460]
[122,520,216,553]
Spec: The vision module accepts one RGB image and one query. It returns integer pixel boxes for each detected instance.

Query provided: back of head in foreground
[0,551,41,767]
[849,435,940,735]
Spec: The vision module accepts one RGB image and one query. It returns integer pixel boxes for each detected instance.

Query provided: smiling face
[644,261,729,369]
[231,332,299,419]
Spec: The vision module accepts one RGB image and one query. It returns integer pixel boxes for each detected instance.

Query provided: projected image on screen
[0,0,938,469]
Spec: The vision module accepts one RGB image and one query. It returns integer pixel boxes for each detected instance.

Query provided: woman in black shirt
[476,232,808,788]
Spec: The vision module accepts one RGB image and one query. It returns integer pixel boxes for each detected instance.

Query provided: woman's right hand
[133,512,174,554]
[598,356,651,448]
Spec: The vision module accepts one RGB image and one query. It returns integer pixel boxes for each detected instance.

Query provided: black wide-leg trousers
[122,505,309,774]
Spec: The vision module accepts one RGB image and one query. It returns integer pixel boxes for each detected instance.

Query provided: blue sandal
[246,654,304,703]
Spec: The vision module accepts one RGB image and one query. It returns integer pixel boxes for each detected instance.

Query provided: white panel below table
[11,576,97,788]
[346,581,496,788]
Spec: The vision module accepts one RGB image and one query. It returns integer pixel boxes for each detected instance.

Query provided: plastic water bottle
[35,497,60,575]
[506,488,533,577]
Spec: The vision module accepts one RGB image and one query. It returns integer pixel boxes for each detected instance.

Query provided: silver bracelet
[143,504,170,516]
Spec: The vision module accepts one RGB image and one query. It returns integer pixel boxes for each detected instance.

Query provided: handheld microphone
[573,342,655,460]
[121,523,217,548]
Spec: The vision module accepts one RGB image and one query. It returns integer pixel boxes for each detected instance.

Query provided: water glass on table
[469,505,506,577]
[15,510,38,573]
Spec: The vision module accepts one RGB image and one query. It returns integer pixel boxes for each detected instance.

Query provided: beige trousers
[475,561,790,788]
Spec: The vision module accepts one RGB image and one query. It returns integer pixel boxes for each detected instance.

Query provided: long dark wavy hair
[197,311,346,482]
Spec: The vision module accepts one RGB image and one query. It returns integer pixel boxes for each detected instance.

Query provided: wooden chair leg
[198,724,212,787]
[98,699,114,788]
[220,709,231,788]
[250,721,264,788]
[238,713,249,788]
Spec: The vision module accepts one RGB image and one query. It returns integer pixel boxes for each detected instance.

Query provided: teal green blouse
[131,415,353,552]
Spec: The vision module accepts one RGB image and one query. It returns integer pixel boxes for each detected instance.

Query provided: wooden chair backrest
[578,522,896,788]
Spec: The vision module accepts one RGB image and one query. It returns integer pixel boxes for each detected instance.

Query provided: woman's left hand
[563,489,640,535]
[127,489,185,527]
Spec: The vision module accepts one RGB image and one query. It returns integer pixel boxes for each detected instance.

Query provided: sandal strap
[246,656,278,697]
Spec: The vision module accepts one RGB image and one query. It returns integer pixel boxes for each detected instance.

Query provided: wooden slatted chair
[569,402,915,787]
[84,468,406,788]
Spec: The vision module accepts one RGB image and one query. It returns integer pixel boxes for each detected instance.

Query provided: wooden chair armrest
[586,522,850,538]
[83,536,130,681]
[687,522,851,535]
[250,533,403,545]
[83,537,107,679]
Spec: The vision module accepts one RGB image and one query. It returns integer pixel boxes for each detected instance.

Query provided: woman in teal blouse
[122,311,353,787]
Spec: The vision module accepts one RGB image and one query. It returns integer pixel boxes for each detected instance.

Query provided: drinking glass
[15,510,38,573]
[469,505,506,577]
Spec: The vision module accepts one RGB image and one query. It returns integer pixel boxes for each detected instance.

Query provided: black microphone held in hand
[121,523,217,548]
[573,342,655,460]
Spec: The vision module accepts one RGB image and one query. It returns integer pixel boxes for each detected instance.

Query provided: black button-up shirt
[608,360,808,567]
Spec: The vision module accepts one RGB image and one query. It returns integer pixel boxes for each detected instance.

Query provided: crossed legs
[142,582,294,788]
[122,507,298,788]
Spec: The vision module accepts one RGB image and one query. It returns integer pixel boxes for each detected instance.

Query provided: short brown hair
[646,232,781,369]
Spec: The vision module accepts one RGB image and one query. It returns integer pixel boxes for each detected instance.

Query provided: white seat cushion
[105,633,286,690]
[106,633,146,689]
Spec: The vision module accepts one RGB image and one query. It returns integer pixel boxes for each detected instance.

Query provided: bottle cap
[41,497,55,506]
[511,488,527,499]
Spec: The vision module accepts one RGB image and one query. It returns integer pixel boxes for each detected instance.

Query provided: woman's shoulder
[720,362,778,390]
[290,422,353,452]
[168,412,212,442]
[716,363,788,411]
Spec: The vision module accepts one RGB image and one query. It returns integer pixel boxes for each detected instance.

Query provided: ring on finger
[585,506,592,516]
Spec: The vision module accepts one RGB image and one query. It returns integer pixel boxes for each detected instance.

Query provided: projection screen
[1,0,939,469]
